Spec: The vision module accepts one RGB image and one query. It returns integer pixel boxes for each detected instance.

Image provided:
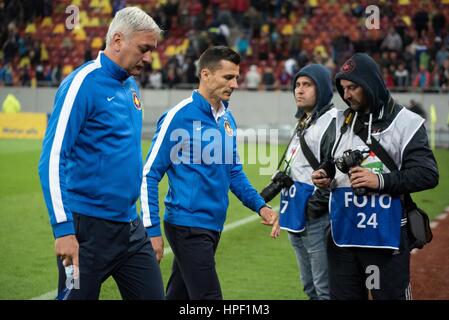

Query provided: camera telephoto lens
[260,171,294,202]
[260,181,284,203]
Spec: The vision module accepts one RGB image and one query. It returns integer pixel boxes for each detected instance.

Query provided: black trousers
[164,221,222,300]
[57,213,165,300]
[327,225,411,300]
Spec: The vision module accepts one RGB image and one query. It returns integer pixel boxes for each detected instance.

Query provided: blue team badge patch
[224,120,233,136]
[132,92,142,110]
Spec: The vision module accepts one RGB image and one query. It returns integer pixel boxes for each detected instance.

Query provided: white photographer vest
[280,108,337,233]
[330,107,425,249]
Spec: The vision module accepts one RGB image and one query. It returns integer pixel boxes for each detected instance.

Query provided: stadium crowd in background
[0,0,449,92]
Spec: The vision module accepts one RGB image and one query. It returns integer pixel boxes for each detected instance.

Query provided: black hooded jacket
[292,64,336,220]
[334,53,438,195]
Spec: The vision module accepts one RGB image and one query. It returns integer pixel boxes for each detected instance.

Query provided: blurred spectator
[261,66,276,90]
[414,38,430,70]
[184,57,199,83]
[381,27,403,52]
[29,40,41,65]
[164,64,181,88]
[379,51,391,70]
[436,45,449,68]
[413,10,429,38]
[0,62,13,86]
[231,0,250,26]
[438,58,449,91]
[43,0,52,17]
[332,33,353,66]
[284,56,298,77]
[35,62,44,82]
[188,0,204,30]
[242,6,262,36]
[51,64,62,86]
[409,99,427,120]
[216,1,234,27]
[394,62,410,88]
[61,36,74,51]
[245,64,261,90]
[382,67,395,89]
[235,34,250,58]
[413,65,431,89]
[112,0,126,16]
[277,61,291,89]
[84,47,92,63]
[149,70,163,89]
[3,34,18,64]
[432,11,446,37]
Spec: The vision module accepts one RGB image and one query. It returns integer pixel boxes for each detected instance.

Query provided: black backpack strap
[299,132,320,171]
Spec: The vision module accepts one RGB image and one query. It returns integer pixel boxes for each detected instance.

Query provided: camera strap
[299,132,320,171]
[277,122,301,171]
[353,118,416,212]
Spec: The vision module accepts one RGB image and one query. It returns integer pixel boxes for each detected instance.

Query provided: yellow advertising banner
[0,112,47,139]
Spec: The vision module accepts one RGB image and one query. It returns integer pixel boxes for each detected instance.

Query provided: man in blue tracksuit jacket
[141,46,279,300]
[38,7,164,300]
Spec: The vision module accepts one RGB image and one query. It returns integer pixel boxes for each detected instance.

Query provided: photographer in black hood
[327,53,439,300]
[274,64,337,300]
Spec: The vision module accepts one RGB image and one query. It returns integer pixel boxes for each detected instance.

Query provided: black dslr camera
[335,149,368,196]
[260,170,294,202]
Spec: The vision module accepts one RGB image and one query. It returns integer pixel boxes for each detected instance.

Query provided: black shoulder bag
[353,121,433,250]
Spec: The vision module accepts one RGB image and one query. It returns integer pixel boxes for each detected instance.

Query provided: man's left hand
[259,206,280,238]
[348,166,379,190]
[150,236,164,264]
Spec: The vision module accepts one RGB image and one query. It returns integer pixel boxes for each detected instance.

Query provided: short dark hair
[197,46,240,77]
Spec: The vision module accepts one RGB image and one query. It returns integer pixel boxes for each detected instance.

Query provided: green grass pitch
[0,139,447,300]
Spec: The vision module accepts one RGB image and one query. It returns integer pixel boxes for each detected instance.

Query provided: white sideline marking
[31,290,58,300]
[430,221,439,229]
[30,207,278,300]
[435,212,448,221]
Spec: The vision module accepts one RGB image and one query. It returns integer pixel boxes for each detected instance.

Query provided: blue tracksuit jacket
[141,90,266,236]
[38,51,143,238]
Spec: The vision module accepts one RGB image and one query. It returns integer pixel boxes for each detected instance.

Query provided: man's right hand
[55,235,79,268]
[311,169,332,188]
[150,236,164,264]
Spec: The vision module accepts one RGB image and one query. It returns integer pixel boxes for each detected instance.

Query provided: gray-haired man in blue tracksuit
[38,7,164,300]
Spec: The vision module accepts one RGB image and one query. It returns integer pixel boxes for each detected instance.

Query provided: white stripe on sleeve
[49,56,102,223]
[141,96,193,227]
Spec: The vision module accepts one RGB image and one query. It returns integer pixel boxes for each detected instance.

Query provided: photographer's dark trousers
[56,213,165,300]
[327,225,411,300]
[164,221,222,300]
